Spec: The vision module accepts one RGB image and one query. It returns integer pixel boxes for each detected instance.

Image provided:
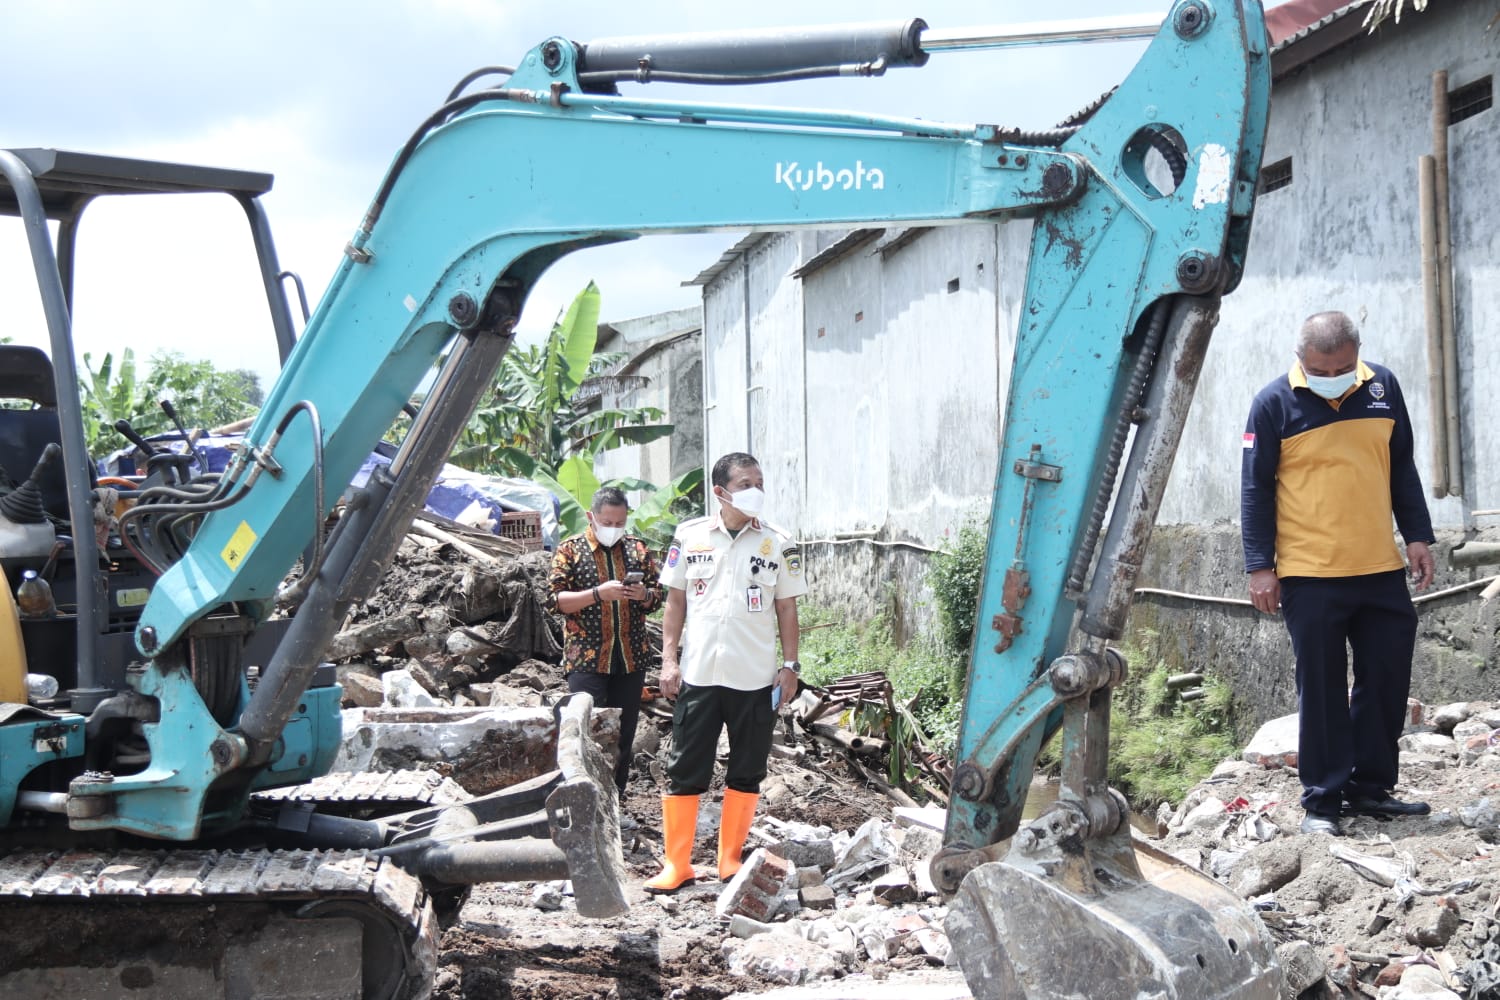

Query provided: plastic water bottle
[25,673,59,703]
[16,570,55,619]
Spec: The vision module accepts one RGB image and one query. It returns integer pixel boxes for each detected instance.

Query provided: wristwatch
[781,661,801,675]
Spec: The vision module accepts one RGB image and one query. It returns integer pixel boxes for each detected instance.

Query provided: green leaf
[632,467,703,527]
[531,466,590,538]
[604,477,654,493]
[543,282,601,410]
[555,453,601,510]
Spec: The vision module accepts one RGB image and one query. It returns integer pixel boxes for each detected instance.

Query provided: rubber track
[0,846,437,998]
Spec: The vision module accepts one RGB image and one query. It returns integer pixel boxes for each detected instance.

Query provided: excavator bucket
[373,692,628,919]
[544,692,629,917]
[946,820,1281,1000]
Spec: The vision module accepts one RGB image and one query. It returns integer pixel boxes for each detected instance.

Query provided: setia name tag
[746,585,764,613]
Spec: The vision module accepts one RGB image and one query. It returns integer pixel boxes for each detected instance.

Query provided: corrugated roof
[1266,0,1358,47]
[682,232,768,288]
[791,228,883,279]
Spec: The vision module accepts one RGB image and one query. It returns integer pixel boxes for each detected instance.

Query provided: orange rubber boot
[717,789,760,881]
[644,795,699,894]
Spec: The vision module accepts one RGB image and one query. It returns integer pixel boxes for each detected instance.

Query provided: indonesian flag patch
[1242,432,1255,450]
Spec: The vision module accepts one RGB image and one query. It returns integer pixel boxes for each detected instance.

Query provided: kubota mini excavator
[0,2,1275,997]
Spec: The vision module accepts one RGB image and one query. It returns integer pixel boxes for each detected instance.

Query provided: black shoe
[1300,813,1343,836]
[1344,794,1430,817]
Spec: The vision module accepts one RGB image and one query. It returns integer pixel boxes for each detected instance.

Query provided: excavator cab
[0,148,626,997]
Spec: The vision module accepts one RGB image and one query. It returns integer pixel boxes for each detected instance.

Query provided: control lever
[159,399,210,475]
[112,419,157,457]
[115,418,191,485]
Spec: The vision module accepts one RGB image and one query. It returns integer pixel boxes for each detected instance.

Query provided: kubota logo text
[775,161,886,192]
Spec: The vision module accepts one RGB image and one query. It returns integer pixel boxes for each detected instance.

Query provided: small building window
[1449,76,1492,125]
[1260,157,1293,194]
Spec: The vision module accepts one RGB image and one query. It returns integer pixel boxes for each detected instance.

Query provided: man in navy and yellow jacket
[1241,311,1436,837]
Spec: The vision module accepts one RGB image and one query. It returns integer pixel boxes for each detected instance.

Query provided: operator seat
[0,345,70,516]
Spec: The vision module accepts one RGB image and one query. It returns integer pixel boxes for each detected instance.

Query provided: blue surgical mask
[1305,369,1357,400]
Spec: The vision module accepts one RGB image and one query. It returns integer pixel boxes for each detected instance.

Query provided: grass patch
[1037,638,1237,812]
[798,605,963,756]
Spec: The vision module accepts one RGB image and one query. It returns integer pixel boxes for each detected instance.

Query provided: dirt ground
[332,537,1500,998]
[429,716,901,1000]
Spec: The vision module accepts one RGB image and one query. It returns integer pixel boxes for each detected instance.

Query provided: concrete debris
[1457,797,1497,831]
[1328,842,1413,888]
[1392,963,1461,999]
[892,806,946,832]
[1451,718,1494,742]
[771,838,838,872]
[531,883,564,912]
[1431,702,1475,734]
[794,866,826,889]
[799,885,836,911]
[1276,939,1326,995]
[1399,732,1458,757]
[1228,840,1302,898]
[723,931,843,986]
[382,668,440,708]
[870,868,917,906]
[1242,713,1299,769]
[332,704,619,796]
[825,818,899,890]
[337,666,385,708]
[1209,848,1246,879]
[729,914,775,939]
[892,824,943,860]
[1182,795,1228,831]
[1404,898,1461,948]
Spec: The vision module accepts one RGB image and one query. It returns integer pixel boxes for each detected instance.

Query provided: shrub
[1036,639,1237,813]
[927,512,989,700]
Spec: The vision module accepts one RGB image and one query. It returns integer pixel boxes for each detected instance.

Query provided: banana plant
[78,348,170,453]
[445,281,704,549]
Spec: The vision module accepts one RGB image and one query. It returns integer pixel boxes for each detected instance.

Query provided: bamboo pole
[1432,70,1463,496]
[1418,154,1449,497]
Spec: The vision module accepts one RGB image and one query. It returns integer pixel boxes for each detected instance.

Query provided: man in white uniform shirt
[645,452,806,893]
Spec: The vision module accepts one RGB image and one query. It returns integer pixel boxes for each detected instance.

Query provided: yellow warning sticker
[222,521,257,570]
[115,588,150,608]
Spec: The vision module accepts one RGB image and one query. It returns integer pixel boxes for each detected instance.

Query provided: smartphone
[624,571,645,584]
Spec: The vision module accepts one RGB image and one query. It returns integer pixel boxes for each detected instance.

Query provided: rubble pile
[317,528,1500,999]
[330,513,564,713]
[1154,699,1500,1000]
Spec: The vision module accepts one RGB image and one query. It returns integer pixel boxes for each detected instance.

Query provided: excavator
[0,1,1274,997]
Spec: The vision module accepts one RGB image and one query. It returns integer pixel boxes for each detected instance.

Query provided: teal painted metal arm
[116,0,1266,842]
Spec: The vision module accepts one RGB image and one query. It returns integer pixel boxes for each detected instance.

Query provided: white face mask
[593,524,626,547]
[721,486,766,518]
[1305,369,1357,400]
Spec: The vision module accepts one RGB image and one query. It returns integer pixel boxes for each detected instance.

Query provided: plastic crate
[500,509,544,551]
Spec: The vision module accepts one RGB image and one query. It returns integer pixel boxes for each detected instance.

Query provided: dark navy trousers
[567,666,645,797]
[1279,569,1417,816]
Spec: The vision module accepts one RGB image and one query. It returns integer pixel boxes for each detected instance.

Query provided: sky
[1,0,1211,397]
